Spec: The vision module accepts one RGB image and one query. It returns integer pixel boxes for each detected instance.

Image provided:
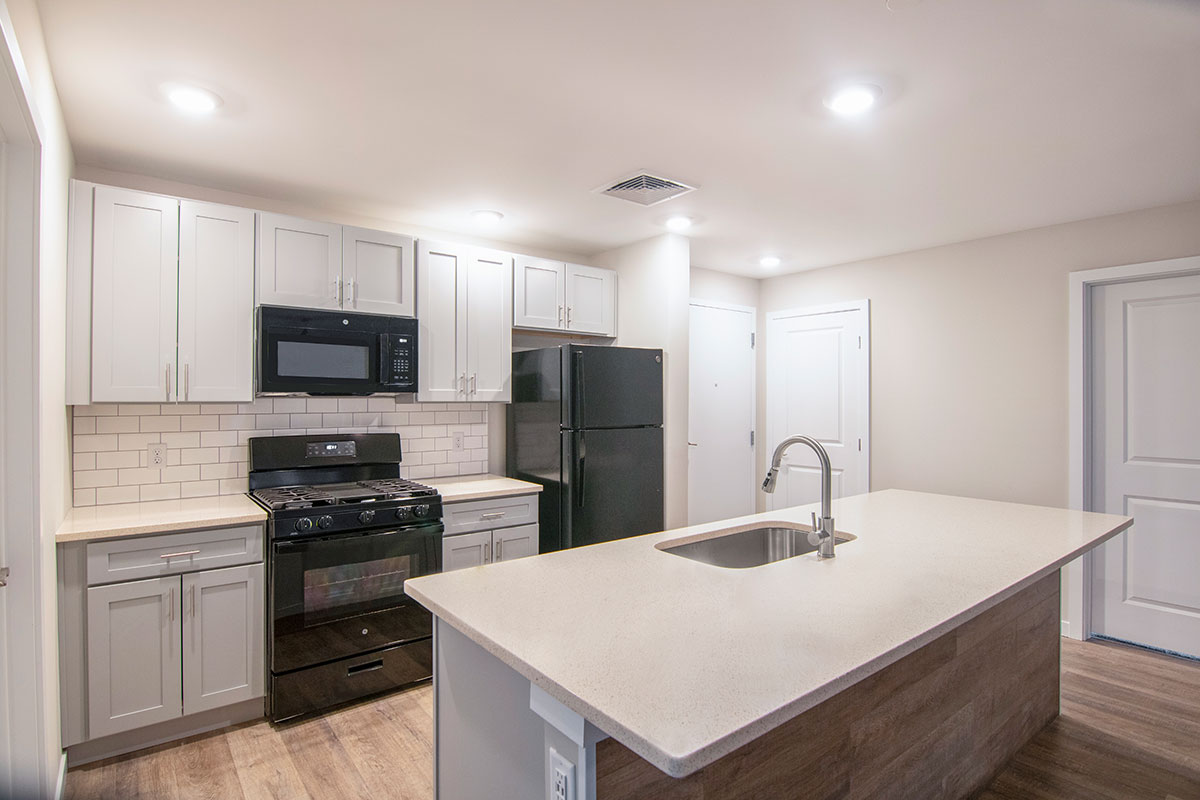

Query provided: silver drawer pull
[480,512,505,520]
[159,549,201,560]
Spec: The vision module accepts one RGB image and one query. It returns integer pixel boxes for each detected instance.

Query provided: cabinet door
[91,187,179,402]
[182,564,265,715]
[257,212,342,309]
[343,226,415,316]
[566,263,616,336]
[493,524,539,563]
[465,248,513,402]
[178,201,255,403]
[513,256,565,330]
[416,240,469,402]
[87,576,182,738]
[442,531,492,572]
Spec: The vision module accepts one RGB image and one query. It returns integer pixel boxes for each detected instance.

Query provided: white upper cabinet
[342,226,415,317]
[513,255,565,329]
[512,257,616,337]
[256,213,342,310]
[465,248,514,402]
[417,240,512,403]
[91,187,180,403]
[257,214,415,316]
[178,201,255,402]
[565,263,616,336]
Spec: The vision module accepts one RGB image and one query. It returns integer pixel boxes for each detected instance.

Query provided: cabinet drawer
[86,525,264,586]
[442,494,538,536]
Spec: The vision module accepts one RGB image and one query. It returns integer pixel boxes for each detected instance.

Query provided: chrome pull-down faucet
[762,435,837,558]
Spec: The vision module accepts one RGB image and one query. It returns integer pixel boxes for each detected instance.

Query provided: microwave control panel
[382,335,415,387]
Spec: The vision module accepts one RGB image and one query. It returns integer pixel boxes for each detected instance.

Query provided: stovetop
[251,478,438,512]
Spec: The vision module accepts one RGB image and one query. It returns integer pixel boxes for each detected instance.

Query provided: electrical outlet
[550,748,575,800]
[452,432,465,452]
[148,443,167,469]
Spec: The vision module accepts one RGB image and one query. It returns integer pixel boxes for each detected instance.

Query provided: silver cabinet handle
[495,540,503,561]
[458,374,467,394]
[333,278,342,304]
[558,305,564,324]
[480,512,504,520]
[567,307,572,326]
[469,373,477,395]
[184,363,190,401]
[483,542,491,563]
[159,549,201,560]
[349,278,357,306]
[165,364,172,402]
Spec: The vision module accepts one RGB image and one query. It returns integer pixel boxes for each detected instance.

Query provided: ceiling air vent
[598,172,696,206]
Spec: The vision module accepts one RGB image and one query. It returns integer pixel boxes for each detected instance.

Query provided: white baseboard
[1061,619,1071,637]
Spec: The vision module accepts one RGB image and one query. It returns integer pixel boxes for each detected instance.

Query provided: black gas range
[248,433,442,723]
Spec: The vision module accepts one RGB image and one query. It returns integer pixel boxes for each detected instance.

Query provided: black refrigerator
[507,345,664,553]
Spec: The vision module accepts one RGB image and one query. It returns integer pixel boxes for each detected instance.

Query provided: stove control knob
[395,506,413,520]
[358,509,376,525]
[414,504,431,518]
[317,515,334,529]
[295,517,314,533]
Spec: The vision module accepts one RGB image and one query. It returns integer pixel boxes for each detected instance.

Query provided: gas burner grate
[252,479,438,510]
[250,486,337,511]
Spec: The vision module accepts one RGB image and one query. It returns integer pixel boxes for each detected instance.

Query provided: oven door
[270,523,442,674]
[259,324,383,395]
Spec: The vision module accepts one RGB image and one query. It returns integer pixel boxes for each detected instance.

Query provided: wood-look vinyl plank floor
[64,638,1200,800]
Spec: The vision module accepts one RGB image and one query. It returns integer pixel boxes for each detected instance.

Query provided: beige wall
[690,266,759,309]
[759,199,1200,510]
[597,234,691,529]
[5,0,74,790]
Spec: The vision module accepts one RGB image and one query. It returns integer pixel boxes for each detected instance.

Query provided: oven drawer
[86,525,264,586]
[270,638,432,722]
[442,493,538,536]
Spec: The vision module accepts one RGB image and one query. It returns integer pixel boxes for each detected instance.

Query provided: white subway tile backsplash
[71,398,492,506]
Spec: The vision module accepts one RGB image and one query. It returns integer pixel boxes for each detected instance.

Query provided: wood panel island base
[595,573,1060,800]
[406,491,1131,800]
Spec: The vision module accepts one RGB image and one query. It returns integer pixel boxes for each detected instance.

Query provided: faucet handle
[808,512,822,547]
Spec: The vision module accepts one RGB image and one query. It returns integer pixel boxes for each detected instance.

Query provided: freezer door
[561,427,664,549]
[563,346,663,430]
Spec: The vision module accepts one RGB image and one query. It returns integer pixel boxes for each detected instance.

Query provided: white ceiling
[36,0,1200,276]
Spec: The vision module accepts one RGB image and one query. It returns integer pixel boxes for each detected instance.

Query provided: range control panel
[306,441,357,458]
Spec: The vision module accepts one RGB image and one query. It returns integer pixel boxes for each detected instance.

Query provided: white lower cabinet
[442,522,538,571]
[86,563,265,739]
[86,576,183,739]
[183,564,265,715]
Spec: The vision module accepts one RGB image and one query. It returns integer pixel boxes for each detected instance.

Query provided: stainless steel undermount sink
[656,522,855,569]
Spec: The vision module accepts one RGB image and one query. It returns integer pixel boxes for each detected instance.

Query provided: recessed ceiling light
[471,209,504,227]
[665,215,693,232]
[823,83,881,116]
[760,256,781,268]
[164,84,221,115]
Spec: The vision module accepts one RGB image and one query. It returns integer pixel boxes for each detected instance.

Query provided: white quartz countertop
[405,489,1131,778]
[425,474,542,502]
[56,495,267,543]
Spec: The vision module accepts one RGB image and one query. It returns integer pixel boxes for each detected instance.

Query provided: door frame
[763,299,871,502]
[1064,255,1200,640]
[688,298,758,520]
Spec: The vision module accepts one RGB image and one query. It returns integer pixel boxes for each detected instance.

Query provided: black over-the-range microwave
[257,306,418,396]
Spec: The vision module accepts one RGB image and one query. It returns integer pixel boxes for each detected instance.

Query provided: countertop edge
[407,513,1133,778]
[55,511,268,543]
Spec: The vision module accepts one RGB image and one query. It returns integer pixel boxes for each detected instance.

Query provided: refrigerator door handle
[574,349,586,429]
[577,431,587,507]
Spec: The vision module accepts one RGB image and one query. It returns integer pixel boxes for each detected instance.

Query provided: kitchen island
[404,490,1131,799]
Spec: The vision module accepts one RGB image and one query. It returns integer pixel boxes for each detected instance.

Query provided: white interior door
[688,301,756,525]
[765,302,869,511]
[1090,273,1200,657]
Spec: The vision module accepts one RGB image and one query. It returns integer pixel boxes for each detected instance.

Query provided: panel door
[442,531,492,572]
[182,564,265,714]
[343,226,415,317]
[178,201,255,402]
[256,212,342,309]
[493,524,539,563]
[688,302,756,525]
[765,306,869,510]
[565,263,616,336]
[465,248,513,402]
[513,256,565,330]
[91,187,179,402]
[1090,274,1200,657]
[87,576,182,738]
[416,240,468,401]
